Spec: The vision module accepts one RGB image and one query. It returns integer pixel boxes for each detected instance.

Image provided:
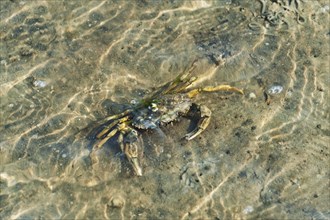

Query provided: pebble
[166,154,171,159]
[267,84,283,95]
[243,205,254,214]
[248,92,256,99]
[33,80,47,88]
[109,196,125,208]
[320,5,329,13]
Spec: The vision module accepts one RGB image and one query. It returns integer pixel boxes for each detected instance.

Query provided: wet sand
[0,0,329,219]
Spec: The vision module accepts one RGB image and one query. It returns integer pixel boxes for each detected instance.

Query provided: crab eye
[151,103,158,112]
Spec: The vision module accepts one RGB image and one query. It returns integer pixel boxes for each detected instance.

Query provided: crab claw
[122,129,143,176]
[124,141,143,176]
[185,104,211,140]
[130,156,143,176]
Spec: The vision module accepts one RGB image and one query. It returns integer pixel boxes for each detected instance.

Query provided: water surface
[0,0,329,219]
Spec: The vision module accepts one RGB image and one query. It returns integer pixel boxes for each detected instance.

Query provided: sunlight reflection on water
[0,0,329,219]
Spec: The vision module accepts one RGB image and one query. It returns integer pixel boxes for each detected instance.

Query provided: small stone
[243,205,254,214]
[33,80,47,88]
[267,84,283,95]
[109,196,125,208]
[248,92,256,99]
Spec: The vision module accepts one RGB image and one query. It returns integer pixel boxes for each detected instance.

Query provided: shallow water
[0,0,329,219]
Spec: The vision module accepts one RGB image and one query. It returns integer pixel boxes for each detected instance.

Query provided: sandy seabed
[0,1,329,219]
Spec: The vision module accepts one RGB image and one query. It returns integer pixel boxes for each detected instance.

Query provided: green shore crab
[93,62,243,176]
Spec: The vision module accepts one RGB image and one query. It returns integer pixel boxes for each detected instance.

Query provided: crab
[92,62,244,176]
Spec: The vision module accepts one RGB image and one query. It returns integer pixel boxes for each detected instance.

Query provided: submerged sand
[0,0,329,219]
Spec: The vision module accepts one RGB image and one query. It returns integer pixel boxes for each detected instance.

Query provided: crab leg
[96,116,130,139]
[172,76,198,94]
[187,85,244,98]
[179,59,198,81]
[202,85,244,94]
[165,60,198,94]
[94,128,119,149]
[185,105,212,140]
[99,109,132,124]
[118,129,143,176]
[153,60,198,96]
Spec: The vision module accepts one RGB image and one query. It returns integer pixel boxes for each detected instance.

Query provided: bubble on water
[267,84,283,95]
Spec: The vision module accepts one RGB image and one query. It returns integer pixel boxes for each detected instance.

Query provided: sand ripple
[0,1,329,219]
